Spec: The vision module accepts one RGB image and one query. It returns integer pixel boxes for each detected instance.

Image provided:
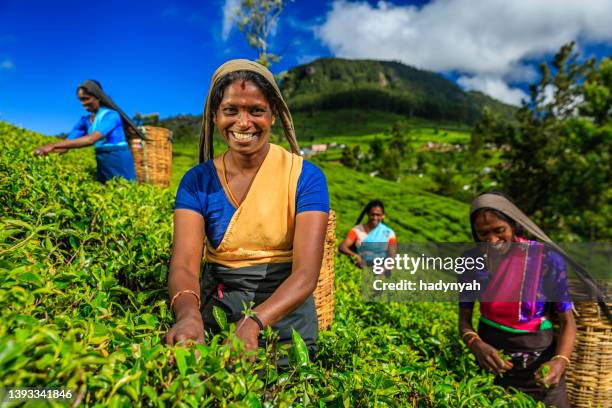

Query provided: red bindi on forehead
[240,80,246,90]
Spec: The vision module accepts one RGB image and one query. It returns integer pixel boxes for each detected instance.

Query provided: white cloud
[1,58,15,71]
[316,0,612,103]
[458,75,528,105]
[222,0,241,41]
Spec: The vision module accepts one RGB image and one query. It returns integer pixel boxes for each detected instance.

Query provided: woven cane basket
[566,281,612,408]
[314,209,336,331]
[127,126,173,187]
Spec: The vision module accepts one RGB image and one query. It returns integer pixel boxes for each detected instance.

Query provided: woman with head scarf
[339,199,397,268]
[34,80,137,183]
[458,192,576,407]
[164,60,329,364]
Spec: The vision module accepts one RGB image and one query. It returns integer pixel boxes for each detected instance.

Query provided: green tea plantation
[0,121,543,407]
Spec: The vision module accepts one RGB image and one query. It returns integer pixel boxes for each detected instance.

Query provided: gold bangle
[551,355,570,365]
[466,335,481,349]
[170,289,200,311]
[461,331,478,341]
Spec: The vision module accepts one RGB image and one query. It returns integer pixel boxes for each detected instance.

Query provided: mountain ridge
[155,58,516,141]
[279,57,516,123]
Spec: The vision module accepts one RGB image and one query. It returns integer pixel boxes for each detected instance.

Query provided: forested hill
[279,58,516,123]
[155,58,517,141]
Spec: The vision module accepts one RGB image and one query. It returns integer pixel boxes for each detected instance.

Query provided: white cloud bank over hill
[316,0,612,105]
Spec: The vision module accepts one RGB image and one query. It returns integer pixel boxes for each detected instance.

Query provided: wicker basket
[127,126,173,187]
[566,281,612,407]
[313,209,336,331]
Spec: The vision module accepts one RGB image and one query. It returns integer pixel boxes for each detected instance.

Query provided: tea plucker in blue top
[34,80,138,183]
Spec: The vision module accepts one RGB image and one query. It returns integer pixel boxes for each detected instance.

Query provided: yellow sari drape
[205,144,303,268]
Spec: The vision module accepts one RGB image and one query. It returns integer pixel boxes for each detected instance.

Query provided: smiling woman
[164,59,329,366]
[458,191,576,407]
[338,199,397,268]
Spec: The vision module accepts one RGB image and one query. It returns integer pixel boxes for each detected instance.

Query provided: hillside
[155,58,516,143]
[279,58,517,123]
[169,141,471,242]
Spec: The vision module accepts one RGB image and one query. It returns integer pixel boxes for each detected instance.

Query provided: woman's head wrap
[198,59,300,163]
[470,193,554,244]
[471,193,611,323]
[78,80,144,139]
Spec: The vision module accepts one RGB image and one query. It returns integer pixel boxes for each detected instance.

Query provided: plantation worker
[339,199,397,268]
[164,59,329,363]
[458,192,576,407]
[34,80,137,183]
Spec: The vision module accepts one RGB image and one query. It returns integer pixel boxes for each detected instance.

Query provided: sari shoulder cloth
[205,143,303,268]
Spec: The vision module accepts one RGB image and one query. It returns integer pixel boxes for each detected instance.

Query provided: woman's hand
[535,358,566,388]
[34,144,56,156]
[235,317,260,353]
[164,313,205,346]
[353,254,365,268]
[470,339,513,374]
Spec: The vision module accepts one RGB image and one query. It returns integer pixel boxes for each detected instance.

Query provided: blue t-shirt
[175,160,330,248]
[67,107,128,150]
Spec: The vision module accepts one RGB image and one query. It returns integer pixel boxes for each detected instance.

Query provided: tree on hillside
[389,119,414,158]
[341,145,361,170]
[432,165,458,196]
[133,113,160,127]
[476,42,611,240]
[232,0,288,68]
[379,150,401,181]
[468,107,512,192]
[369,137,384,160]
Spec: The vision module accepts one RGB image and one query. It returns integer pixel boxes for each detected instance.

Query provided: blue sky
[1,0,611,135]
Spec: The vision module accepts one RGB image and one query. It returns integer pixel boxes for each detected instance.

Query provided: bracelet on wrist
[248,313,265,331]
[551,354,570,365]
[170,289,200,312]
[466,335,481,349]
[461,330,478,341]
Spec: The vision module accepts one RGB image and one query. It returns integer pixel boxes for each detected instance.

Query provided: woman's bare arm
[35,131,104,155]
[338,230,365,267]
[338,232,358,258]
[164,209,205,345]
[253,211,328,327]
[555,310,576,358]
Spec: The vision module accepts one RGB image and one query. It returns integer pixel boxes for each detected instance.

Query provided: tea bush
[0,122,540,406]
